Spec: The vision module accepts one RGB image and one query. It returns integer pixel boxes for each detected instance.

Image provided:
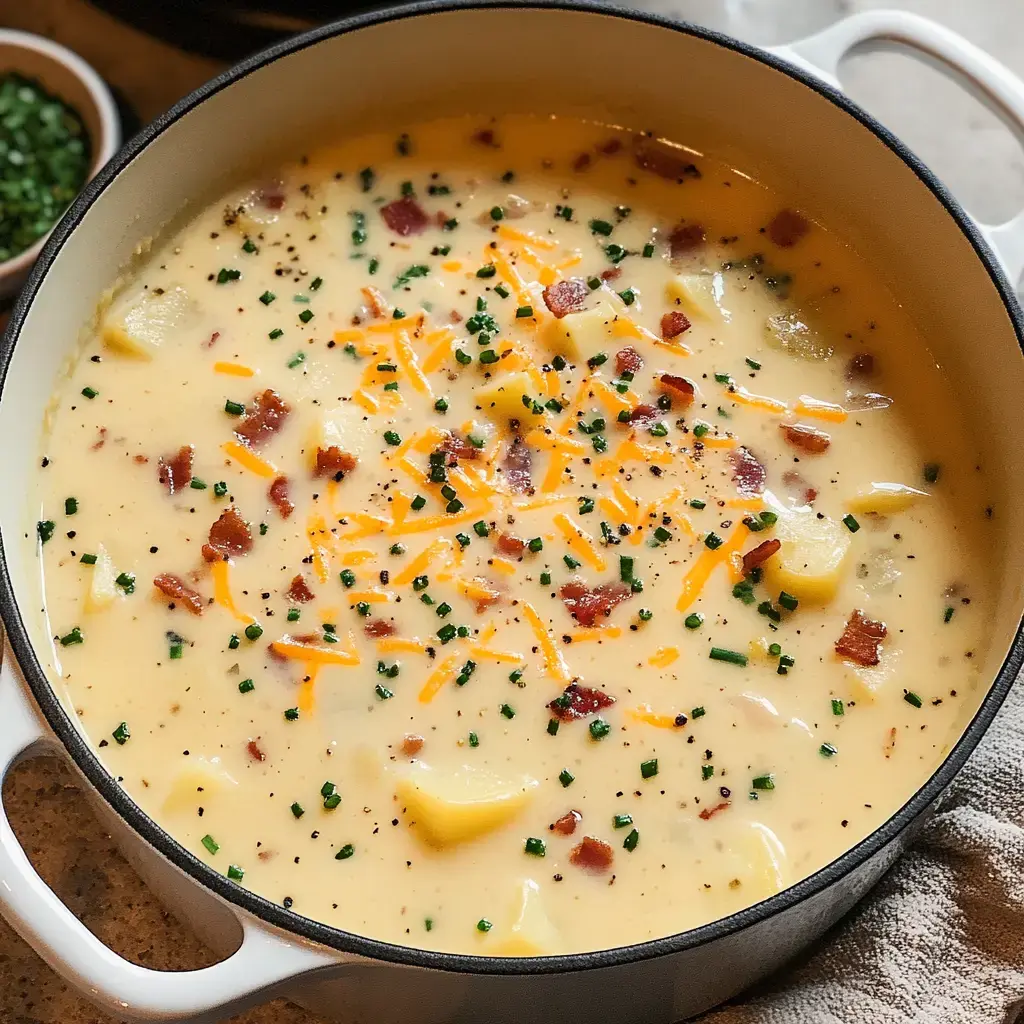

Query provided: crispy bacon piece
[269,475,294,519]
[152,573,205,615]
[699,801,731,821]
[364,619,396,639]
[287,575,314,603]
[730,446,767,496]
[628,404,660,428]
[780,422,831,454]
[600,267,622,282]
[741,539,781,577]
[315,446,358,477]
[597,138,622,155]
[496,533,527,558]
[202,507,252,562]
[615,345,644,375]
[659,373,696,406]
[660,311,692,340]
[570,836,614,871]
[551,810,582,836]
[548,682,616,721]
[438,431,479,462]
[573,152,592,172]
[401,734,424,756]
[668,222,706,257]
[502,435,533,494]
[782,470,818,507]
[158,445,194,494]
[91,427,108,451]
[380,196,429,236]
[133,454,149,464]
[247,739,266,762]
[542,278,589,319]
[633,138,700,181]
[559,580,631,627]
[235,389,290,449]
[847,352,875,379]
[449,309,464,323]
[767,208,810,248]
[203,330,221,348]
[257,180,286,210]
[835,609,887,667]
[473,128,498,147]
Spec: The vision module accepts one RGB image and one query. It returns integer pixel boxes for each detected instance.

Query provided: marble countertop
[0,1,1021,1021]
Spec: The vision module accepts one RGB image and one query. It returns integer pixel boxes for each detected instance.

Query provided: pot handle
[772,9,1024,288]
[0,651,338,1022]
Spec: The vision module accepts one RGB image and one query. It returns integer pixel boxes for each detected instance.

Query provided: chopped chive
[216,268,240,284]
[618,288,636,306]
[242,238,258,254]
[499,703,516,719]
[383,430,401,446]
[547,717,560,736]
[112,721,130,745]
[524,837,546,856]
[59,626,83,646]
[640,758,659,779]
[831,698,845,716]
[558,768,574,788]
[244,622,263,641]
[201,834,219,854]
[290,802,305,818]
[623,828,639,852]
[527,537,543,553]
[335,844,355,860]
[509,668,523,684]
[375,683,394,700]
[842,514,860,533]
[268,328,283,340]
[751,774,775,791]
[228,634,240,649]
[355,602,371,616]
[589,219,613,236]
[563,554,580,569]
[456,532,471,548]
[779,591,799,611]
[340,569,356,588]
[923,463,940,484]
[589,718,610,740]
[642,243,655,258]
[605,243,627,263]
[745,357,761,370]
[691,706,706,719]
[287,351,306,369]
[437,623,457,644]
[704,532,723,550]
[37,520,55,544]
[469,731,479,747]
[820,742,838,758]
[80,552,97,565]
[477,918,492,932]
[190,478,207,490]
[515,305,534,318]
[943,606,954,623]
[227,864,245,881]
[702,764,715,780]
[114,572,135,594]
[473,520,489,537]
[436,602,452,618]
[238,678,254,693]
[684,612,704,630]
[540,572,552,585]
[259,290,276,305]
[476,264,496,278]
[904,690,923,708]
[64,496,78,515]
[284,707,299,721]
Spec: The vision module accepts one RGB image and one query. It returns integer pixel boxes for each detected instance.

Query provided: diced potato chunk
[666,272,724,321]
[764,309,834,361]
[85,545,119,612]
[845,647,902,704]
[741,823,789,896]
[475,371,540,425]
[847,482,929,515]
[539,302,615,362]
[162,761,237,814]
[230,186,283,236]
[397,763,537,848]
[101,286,191,360]
[309,405,374,471]
[486,879,561,956]
[762,503,852,603]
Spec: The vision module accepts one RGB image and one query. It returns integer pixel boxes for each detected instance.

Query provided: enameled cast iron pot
[2,4,1024,1022]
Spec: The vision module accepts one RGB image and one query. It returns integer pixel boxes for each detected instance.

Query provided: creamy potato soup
[33,115,992,956]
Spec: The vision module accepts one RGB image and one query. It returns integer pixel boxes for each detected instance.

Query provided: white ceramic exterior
[0,29,121,298]
[1,7,1024,1023]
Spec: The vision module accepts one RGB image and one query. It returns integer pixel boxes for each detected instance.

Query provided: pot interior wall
[3,0,1021,824]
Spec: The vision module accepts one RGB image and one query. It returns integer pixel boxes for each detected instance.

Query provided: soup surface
[33,115,993,956]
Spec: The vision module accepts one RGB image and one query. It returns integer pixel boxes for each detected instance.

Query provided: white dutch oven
[2,5,1024,1022]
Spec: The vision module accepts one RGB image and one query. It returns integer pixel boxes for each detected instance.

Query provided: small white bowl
[0,30,120,299]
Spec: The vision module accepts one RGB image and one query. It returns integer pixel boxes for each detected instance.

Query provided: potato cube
[101,286,191,360]
[539,302,616,362]
[486,879,561,956]
[666,272,724,321]
[762,504,852,603]
[475,371,540,425]
[397,763,537,847]
[85,545,119,613]
[309,405,374,472]
[847,482,929,515]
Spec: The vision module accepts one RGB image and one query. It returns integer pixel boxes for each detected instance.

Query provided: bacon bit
[438,431,480,462]
[699,801,731,821]
[434,210,449,229]
[548,681,616,720]
[203,330,221,348]
[401,734,424,757]
[315,446,358,477]
[133,454,149,464]
[257,181,286,210]
[246,739,266,763]
[570,836,614,871]
[287,575,314,603]
[542,278,589,319]
[660,311,692,340]
[730,446,767,496]
[668,222,706,257]
[628,404,660,427]
[91,427,108,451]
[597,138,622,155]
[502,435,533,494]
[847,352,875,379]
[559,579,631,627]
[659,373,696,406]
[600,267,622,282]
[741,539,781,577]
[380,196,429,236]
[450,309,464,323]
[551,809,582,835]
[152,573,205,615]
[633,137,700,181]
[364,619,396,639]
[235,389,291,449]
[782,470,818,507]
[835,609,887,667]
[496,533,527,558]
[780,422,831,454]
[473,128,498,147]
[256,850,275,862]
[202,506,253,562]
[158,445,194,494]
[615,346,644,376]
[573,152,592,172]
[767,208,810,247]
[268,475,294,519]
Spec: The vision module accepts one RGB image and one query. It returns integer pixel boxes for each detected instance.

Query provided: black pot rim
[2,0,1022,978]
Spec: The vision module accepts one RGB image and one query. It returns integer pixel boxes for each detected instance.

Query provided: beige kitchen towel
[701,677,1024,1024]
